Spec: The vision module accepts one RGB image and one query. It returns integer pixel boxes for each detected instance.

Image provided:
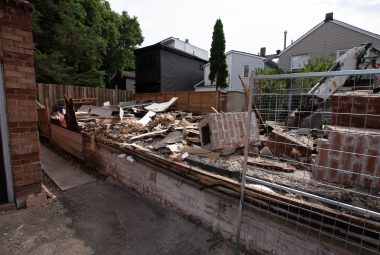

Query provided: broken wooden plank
[247,156,296,172]
[183,146,220,160]
[50,124,83,159]
[130,130,167,141]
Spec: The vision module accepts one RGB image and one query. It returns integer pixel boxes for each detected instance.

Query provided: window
[243,65,249,78]
[291,54,310,70]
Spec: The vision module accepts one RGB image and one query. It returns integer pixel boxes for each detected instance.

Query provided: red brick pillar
[0,0,42,207]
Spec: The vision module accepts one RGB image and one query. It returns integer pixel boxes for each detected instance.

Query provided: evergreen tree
[209,19,228,89]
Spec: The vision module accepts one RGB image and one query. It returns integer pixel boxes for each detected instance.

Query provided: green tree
[33,0,143,87]
[298,56,335,88]
[209,19,228,89]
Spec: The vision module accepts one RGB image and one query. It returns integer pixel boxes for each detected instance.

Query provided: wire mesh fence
[236,69,380,255]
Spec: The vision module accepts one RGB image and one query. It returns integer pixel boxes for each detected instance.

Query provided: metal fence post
[235,78,255,252]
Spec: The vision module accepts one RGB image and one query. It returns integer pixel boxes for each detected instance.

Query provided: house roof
[226,50,267,60]
[279,18,380,56]
[160,37,208,53]
[202,50,268,67]
[264,59,278,69]
[135,41,208,63]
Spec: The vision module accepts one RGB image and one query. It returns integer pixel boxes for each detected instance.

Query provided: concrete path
[0,180,236,255]
[40,144,95,190]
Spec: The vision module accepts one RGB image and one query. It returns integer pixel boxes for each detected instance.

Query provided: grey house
[134,38,208,93]
[278,13,380,72]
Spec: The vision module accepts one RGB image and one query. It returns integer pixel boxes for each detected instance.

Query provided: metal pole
[0,64,14,203]
[235,78,255,252]
[245,175,380,220]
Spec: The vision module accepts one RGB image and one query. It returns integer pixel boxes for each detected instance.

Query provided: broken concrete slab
[198,112,259,151]
[260,146,273,157]
[40,144,96,190]
[144,97,178,112]
[166,143,184,153]
[153,131,183,149]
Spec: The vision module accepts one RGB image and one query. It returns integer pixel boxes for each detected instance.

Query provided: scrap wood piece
[130,130,167,141]
[183,146,220,160]
[36,100,45,109]
[130,126,197,141]
[64,96,80,132]
[144,97,178,112]
[247,156,296,172]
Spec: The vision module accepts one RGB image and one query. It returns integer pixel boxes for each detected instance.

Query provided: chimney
[260,47,266,57]
[325,12,333,22]
[185,39,189,43]
[284,30,287,50]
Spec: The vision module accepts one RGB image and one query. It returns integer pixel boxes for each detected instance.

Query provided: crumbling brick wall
[313,126,380,191]
[331,91,380,129]
[0,1,41,205]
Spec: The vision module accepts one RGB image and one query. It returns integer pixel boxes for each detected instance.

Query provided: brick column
[0,0,42,206]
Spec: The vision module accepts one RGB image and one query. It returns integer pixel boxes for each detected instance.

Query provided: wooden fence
[36,83,130,110]
[133,91,219,114]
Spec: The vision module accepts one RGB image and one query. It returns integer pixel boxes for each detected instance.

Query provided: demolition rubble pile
[47,93,380,209]
[64,97,319,178]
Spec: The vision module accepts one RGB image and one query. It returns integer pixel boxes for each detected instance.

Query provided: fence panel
[36,83,129,109]
[133,91,218,114]
[236,69,380,255]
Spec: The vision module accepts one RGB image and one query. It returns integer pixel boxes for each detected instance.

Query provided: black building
[135,43,207,93]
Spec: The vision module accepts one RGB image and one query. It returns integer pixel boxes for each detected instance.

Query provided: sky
[107,0,380,56]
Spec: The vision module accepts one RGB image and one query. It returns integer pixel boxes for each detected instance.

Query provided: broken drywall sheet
[138,111,156,126]
[144,97,178,112]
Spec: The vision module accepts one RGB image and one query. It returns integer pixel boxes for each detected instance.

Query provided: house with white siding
[196,50,276,92]
[278,13,380,72]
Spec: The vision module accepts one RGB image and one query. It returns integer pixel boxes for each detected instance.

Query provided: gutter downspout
[0,63,15,203]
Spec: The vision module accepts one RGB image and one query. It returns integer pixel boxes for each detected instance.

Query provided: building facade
[135,39,208,93]
[278,13,380,72]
